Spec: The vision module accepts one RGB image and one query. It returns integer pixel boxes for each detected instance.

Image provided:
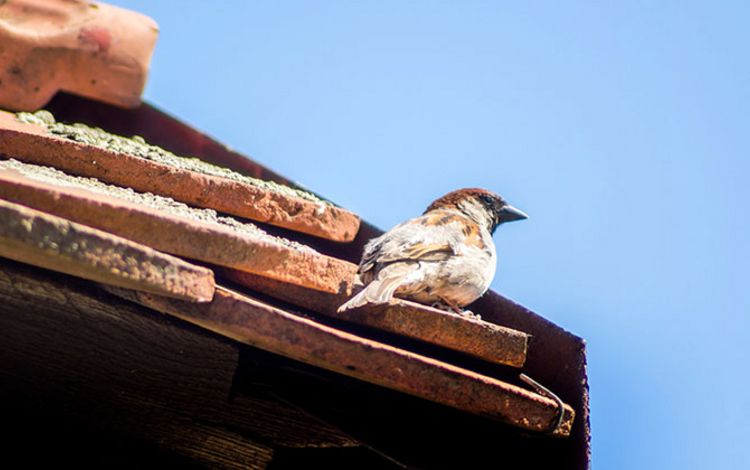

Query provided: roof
[0,92,590,468]
[0,2,589,467]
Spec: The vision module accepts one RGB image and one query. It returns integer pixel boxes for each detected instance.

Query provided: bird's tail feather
[337,277,403,312]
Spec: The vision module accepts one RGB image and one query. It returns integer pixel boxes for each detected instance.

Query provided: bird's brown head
[425,188,528,233]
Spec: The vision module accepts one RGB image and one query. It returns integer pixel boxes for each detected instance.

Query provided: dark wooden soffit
[0,260,369,469]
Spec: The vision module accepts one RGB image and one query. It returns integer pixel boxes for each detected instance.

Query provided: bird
[337,188,528,316]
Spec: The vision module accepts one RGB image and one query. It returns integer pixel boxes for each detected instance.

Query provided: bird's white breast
[398,224,497,307]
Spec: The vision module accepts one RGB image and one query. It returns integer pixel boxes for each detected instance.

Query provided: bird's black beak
[498,204,528,224]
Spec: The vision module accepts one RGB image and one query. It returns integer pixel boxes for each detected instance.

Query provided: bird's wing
[358,210,478,277]
[338,261,421,311]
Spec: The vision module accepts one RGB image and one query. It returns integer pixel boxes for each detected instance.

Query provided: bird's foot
[431,301,454,312]
[431,301,482,321]
[457,309,482,321]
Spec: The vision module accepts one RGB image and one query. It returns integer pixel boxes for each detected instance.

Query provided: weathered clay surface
[112,285,574,436]
[0,0,158,110]
[0,158,313,252]
[0,163,355,294]
[17,110,330,206]
[0,110,360,241]
[0,199,214,301]
[226,269,529,368]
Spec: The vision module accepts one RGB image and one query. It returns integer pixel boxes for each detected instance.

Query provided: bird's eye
[479,194,494,206]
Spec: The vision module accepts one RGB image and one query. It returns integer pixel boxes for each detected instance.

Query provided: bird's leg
[430,301,454,312]
[438,297,465,315]
[432,297,474,317]
[429,299,481,320]
[433,297,482,320]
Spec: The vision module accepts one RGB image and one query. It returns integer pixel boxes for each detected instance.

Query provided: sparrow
[337,188,528,315]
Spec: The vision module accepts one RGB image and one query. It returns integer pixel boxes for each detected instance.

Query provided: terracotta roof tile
[0,0,158,111]
[0,198,214,301]
[227,269,529,368]
[0,110,360,241]
[0,159,354,294]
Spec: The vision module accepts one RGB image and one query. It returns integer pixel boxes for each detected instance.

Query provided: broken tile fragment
[0,0,158,111]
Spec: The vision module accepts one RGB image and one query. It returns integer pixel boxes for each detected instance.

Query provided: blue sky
[113,2,749,468]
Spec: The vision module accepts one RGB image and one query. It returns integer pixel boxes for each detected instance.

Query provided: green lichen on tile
[0,158,316,253]
[16,110,330,206]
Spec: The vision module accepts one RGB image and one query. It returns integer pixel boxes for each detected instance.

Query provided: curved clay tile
[0,0,158,111]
